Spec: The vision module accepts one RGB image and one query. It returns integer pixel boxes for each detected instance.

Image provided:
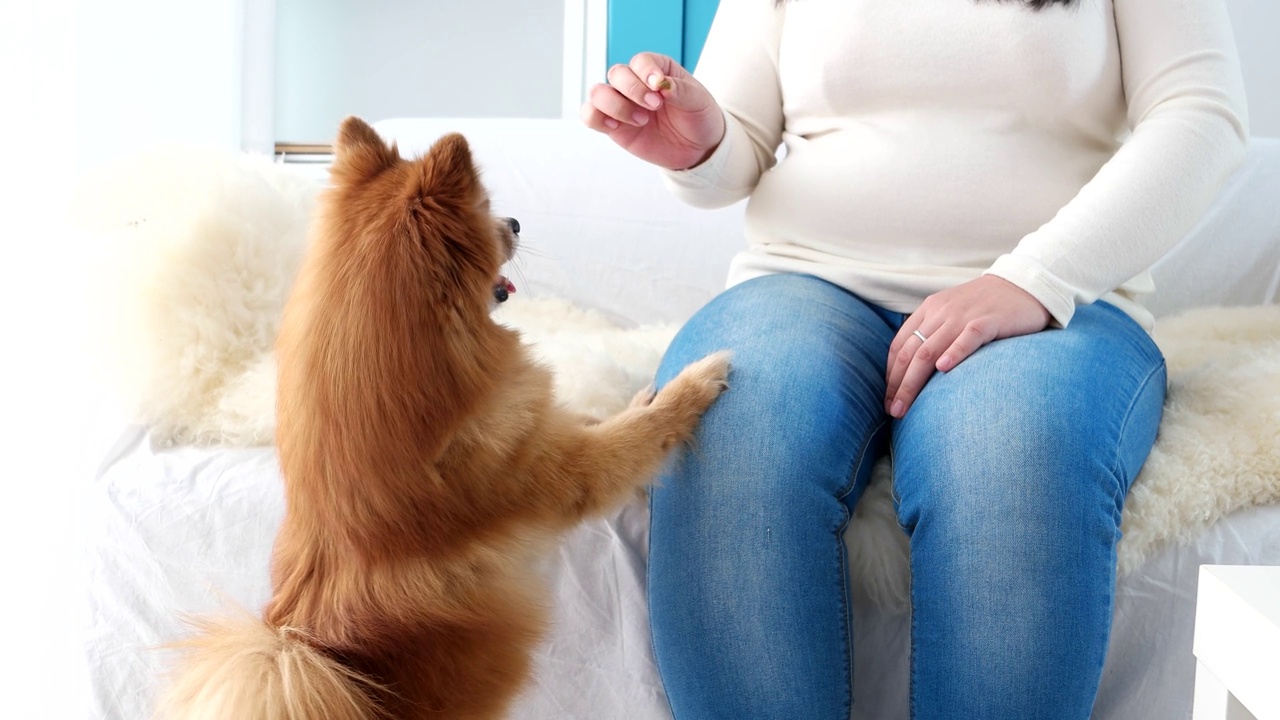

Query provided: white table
[1193,565,1280,720]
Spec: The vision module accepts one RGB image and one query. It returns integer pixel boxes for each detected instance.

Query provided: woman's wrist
[667,113,728,172]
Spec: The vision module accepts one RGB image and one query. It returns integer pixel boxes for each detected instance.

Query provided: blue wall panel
[682,0,720,72]
[606,0,685,73]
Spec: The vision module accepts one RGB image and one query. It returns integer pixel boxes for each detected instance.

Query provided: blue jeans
[648,274,1166,720]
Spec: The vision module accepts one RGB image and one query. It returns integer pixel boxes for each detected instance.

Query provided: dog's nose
[505,217,520,235]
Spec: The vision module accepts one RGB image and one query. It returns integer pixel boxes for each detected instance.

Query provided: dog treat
[655,77,673,92]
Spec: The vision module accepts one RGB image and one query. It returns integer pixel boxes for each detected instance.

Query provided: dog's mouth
[493,216,520,304]
[493,275,516,303]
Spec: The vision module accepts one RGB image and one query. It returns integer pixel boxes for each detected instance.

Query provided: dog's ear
[419,133,479,199]
[331,116,399,182]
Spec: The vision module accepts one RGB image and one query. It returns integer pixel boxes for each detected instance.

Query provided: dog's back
[267,118,545,717]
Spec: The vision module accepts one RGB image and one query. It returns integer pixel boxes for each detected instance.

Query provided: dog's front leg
[535,351,731,525]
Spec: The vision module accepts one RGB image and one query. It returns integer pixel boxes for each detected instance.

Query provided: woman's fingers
[607,63,663,112]
[581,51,724,170]
[884,327,913,408]
[885,319,1003,418]
[883,276,1048,418]
[629,52,714,113]
[586,82,651,127]
[885,322,947,418]
[580,102,619,132]
[584,54,686,135]
[936,319,998,373]
[627,52,689,87]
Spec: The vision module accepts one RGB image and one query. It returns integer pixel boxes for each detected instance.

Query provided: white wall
[1224,0,1280,138]
[2,2,254,711]
[1,2,120,717]
[273,0,564,145]
[7,0,1275,164]
[72,0,246,169]
[269,0,1274,145]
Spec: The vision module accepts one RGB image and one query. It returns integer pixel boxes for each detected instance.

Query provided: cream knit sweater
[664,0,1249,328]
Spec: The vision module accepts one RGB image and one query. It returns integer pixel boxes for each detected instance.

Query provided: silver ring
[912,329,928,343]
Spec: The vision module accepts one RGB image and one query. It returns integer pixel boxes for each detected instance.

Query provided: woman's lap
[647,273,1166,720]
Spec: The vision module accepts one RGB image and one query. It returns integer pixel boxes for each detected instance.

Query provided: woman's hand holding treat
[581,52,726,171]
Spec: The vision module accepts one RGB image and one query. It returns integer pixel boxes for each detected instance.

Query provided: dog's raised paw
[686,350,732,391]
[661,350,732,410]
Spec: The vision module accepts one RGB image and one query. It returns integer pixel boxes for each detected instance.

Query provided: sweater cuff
[983,254,1078,328]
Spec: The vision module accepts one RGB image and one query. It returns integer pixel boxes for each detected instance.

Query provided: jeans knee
[891,305,1166,537]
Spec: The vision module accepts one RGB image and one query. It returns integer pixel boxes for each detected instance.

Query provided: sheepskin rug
[78,150,1280,611]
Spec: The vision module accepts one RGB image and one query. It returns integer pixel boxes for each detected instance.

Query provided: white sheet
[83,424,1280,720]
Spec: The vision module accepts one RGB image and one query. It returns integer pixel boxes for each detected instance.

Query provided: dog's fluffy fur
[156,117,730,719]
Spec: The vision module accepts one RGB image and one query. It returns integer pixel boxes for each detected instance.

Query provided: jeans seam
[888,440,919,720]
[835,419,887,717]
[646,489,679,719]
[838,418,889,501]
[1106,359,1167,503]
[836,513,855,720]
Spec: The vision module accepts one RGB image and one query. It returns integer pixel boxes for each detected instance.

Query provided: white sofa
[82,118,1280,720]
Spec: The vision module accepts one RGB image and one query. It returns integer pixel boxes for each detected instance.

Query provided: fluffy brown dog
[156,117,730,719]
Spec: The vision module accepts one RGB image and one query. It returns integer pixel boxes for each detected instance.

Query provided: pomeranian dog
[155,116,731,719]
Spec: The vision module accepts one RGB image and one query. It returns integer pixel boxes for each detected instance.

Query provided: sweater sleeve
[984,0,1249,327]
[661,0,786,209]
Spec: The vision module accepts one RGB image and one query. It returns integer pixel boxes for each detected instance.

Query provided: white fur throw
[78,150,1280,611]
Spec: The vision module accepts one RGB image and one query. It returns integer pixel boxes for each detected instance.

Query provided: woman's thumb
[646,72,706,111]
[647,73,674,92]
[628,52,704,111]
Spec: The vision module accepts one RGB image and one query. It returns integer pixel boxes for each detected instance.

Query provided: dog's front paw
[656,350,732,415]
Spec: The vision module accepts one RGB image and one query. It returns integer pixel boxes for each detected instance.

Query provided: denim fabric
[647,273,1166,720]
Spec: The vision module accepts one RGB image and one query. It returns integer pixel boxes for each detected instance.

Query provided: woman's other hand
[581,52,726,171]
[885,276,1052,418]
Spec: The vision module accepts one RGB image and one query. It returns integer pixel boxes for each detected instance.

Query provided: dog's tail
[155,613,384,720]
